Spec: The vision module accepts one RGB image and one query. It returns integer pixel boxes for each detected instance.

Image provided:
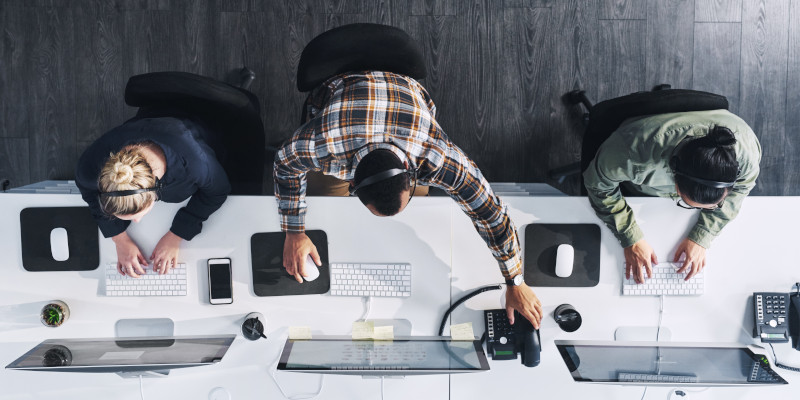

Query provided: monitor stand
[614,326,672,342]
[113,318,175,378]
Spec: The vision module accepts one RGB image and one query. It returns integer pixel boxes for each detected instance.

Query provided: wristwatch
[505,274,524,287]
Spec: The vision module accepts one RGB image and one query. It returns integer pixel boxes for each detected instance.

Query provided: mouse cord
[768,343,800,372]
[138,374,145,400]
[639,385,648,400]
[270,337,325,399]
[359,296,372,321]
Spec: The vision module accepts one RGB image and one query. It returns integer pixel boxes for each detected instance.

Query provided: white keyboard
[329,263,411,297]
[618,372,698,383]
[104,263,188,297]
[621,262,704,296]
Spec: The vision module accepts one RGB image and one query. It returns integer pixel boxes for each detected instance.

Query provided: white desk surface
[0,193,798,400]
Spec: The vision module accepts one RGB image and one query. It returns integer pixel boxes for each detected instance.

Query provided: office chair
[550,85,729,192]
[294,23,430,197]
[124,71,266,195]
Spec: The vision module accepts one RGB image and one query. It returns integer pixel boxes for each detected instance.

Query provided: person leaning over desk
[75,117,231,278]
[273,71,543,328]
[583,110,761,284]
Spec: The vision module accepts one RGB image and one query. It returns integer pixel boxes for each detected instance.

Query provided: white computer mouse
[50,227,69,261]
[555,243,574,278]
[302,254,320,282]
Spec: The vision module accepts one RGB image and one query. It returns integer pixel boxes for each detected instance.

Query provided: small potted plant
[40,300,70,327]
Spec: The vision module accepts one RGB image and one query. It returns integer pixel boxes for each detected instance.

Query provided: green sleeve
[583,143,645,248]
[688,149,760,248]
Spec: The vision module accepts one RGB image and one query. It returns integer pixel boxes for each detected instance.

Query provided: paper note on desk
[374,325,394,340]
[450,322,475,340]
[352,321,375,339]
[288,326,312,340]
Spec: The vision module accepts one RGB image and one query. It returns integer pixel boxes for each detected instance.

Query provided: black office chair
[550,85,729,192]
[124,71,266,195]
[295,23,427,124]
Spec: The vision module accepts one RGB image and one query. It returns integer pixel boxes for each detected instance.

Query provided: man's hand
[624,239,658,284]
[283,232,321,283]
[150,231,182,274]
[112,231,148,278]
[505,283,542,329]
[674,238,706,280]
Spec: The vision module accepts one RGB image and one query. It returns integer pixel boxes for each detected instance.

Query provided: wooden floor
[1,0,798,195]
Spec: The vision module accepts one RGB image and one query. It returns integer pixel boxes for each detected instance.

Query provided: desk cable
[269,334,325,399]
[359,296,372,321]
[138,374,145,400]
[768,343,800,373]
[641,295,666,400]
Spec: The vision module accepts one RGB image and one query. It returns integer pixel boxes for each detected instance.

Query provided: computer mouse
[50,227,69,261]
[302,254,320,282]
[555,243,574,278]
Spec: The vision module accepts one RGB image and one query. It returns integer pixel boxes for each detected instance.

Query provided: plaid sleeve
[273,126,320,233]
[430,141,522,278]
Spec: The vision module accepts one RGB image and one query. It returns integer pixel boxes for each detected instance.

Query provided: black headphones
[349,168,416,195]
[100,178,163,198]
[669,156,736,189]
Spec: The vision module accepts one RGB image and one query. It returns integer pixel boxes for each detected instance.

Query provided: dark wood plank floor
[1,0,798,195]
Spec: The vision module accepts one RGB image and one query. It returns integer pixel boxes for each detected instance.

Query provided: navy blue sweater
[75,117,231,240]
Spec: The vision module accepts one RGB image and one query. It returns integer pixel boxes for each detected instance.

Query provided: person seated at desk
[583,110,761,284]
[273,71,543,328]
[76,117,231,278]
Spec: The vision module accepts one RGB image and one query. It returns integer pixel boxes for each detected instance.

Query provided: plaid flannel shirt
[273,71,522,278]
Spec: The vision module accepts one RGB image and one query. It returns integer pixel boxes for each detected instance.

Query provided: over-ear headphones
[100,178,163,198]
[350,168,416,195]
[669,156,736,189]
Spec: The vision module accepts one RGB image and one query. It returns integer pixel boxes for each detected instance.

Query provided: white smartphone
[208,258,233,305]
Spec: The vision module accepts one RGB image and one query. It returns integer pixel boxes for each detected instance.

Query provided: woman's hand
[624,239,659,284]
[150,231,183,274]
[112,231,148,278]
[674,238,707,280]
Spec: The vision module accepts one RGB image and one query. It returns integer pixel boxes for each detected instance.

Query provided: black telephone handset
[790,293,800,350]
[513,310,541,367]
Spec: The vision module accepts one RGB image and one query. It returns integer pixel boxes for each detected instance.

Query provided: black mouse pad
[250,230,330,296]
[523,223,600,287]
[20,207,100,271]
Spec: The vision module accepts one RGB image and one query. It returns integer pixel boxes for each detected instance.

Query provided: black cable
[438,284,502,336]
[768,343,800,372]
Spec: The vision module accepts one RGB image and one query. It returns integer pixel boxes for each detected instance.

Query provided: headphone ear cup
[669,156,678,171]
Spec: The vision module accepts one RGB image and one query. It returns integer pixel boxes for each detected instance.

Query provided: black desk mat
[20,207,100,271]
[523,223,600,287]
[250,230,330,296]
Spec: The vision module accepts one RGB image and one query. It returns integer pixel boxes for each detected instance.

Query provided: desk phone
[753,292,789,343]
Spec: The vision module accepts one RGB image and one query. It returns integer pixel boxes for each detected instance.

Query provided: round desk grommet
[209,387,231,400]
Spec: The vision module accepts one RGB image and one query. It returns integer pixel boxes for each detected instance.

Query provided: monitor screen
[555,340,787,386]
[278,336,490,375]
[5,335,235,373]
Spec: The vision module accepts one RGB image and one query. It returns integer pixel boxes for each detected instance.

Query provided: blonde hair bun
[112,162,135,185]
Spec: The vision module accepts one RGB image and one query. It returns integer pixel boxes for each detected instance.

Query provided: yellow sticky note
[352,321,375,339]
[288,326,312,340]
[450,322,475,341]
[373,325,394,340]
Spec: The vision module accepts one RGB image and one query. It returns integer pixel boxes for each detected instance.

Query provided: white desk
[0,194,798,400]
[0,194,453,400]
[449,196,800,400]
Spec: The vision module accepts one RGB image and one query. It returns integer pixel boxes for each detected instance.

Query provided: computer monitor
[555,340,787,386]
[278,336,490,376]
[5,335,235,377]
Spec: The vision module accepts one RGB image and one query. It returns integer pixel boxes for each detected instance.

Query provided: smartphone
[208,258,233,305]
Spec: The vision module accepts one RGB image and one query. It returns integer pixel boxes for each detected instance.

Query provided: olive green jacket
[583,110,761,249]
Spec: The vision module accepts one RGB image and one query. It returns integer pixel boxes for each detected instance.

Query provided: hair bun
[112,162,134,184]
[709,126,737,147]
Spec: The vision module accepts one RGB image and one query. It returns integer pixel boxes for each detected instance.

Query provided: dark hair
[353,149,410,216]
[673,126,739,204]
